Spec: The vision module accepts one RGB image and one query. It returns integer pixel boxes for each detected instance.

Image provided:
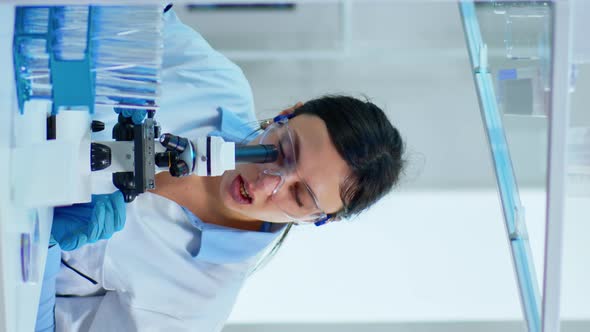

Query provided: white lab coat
[53,9,274,331]
[55,193,257,332]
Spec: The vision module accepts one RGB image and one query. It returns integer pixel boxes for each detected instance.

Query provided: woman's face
[218,113,350,223]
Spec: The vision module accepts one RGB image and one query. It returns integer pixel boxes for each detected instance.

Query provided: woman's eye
[278,142,286,165]
[279,138,293,161]
[291,183,303,208]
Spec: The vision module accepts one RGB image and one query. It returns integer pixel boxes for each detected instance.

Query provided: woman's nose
[255,172,283,196]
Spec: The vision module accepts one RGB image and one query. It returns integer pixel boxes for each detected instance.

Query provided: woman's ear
[278,102,303,116]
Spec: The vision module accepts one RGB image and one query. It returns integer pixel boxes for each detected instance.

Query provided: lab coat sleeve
[91,8,256,142]
[156,9,257,136]
[35,245,61,332]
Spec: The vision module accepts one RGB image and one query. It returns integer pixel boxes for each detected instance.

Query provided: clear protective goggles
[258,115,331,226]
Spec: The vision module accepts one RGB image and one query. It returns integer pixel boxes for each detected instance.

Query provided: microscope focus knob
[91,143,111,171]
[91,120,105,132]
[153,123,161,139]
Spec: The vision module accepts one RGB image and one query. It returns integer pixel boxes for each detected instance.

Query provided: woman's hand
[51,191,126,251]
[114,107,147,125]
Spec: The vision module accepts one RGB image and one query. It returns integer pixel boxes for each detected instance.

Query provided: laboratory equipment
[90,112,278,202]
[13,4,279,203]
[12,4,164,207]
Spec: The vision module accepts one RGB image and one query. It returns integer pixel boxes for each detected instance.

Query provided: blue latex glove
[52,191,126,251]
[114,107,147,125]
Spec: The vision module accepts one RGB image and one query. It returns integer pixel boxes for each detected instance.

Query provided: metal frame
[461,1,574,330]
[542,0,572,331]
[459,2,543,331]
[0,6,17,332]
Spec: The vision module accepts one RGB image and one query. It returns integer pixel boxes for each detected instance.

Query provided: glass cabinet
[460,1,588,331]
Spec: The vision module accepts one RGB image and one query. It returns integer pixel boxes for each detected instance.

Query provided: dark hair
[293,95,405,220]
[250,95,405,274]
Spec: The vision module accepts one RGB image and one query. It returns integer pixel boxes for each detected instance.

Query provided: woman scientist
[35,6,405,332]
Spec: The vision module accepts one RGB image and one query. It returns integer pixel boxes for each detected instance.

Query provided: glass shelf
[460,2,556,331]
[461,1,587,331]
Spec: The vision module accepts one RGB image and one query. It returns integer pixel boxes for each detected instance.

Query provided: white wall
[227,189,590,323]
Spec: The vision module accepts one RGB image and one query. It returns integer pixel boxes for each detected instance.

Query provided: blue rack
[13,6,95,115]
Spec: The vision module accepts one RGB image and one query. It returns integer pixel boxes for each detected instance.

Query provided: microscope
[90,112,278,202]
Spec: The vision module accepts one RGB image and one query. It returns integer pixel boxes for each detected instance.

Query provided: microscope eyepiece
[234,144,278,164]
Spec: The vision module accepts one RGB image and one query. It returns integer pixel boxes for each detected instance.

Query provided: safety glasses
[258,115,331,226]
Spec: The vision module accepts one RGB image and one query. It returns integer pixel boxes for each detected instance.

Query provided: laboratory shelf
[0,4,56,332]
[460,1,575,331]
